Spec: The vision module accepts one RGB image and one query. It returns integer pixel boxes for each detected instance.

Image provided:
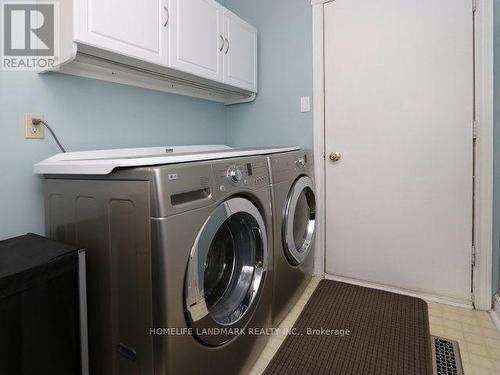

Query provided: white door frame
[311,0,494,311]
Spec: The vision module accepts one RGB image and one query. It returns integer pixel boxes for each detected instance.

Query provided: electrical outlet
[25,113,45,139]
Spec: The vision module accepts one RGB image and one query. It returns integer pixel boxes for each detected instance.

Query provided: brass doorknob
[329,152,342,162]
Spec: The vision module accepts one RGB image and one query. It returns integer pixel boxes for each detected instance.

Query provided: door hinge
[471,245,476,267]
[473,120,478,140]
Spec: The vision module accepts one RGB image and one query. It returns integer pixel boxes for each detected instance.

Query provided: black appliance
[0,233,88,375]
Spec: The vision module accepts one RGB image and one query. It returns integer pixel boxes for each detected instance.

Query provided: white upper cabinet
[53,0,258,103]
[223,9,257,92]
[74,0,169,65]
[169,0,223,82]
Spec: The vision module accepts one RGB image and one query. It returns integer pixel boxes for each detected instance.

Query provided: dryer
[40,155,274,375]
[268,150,317,326]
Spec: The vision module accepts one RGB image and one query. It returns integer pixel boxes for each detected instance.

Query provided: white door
[75,0,169,65]
[169,0,223,81]
[324,0,474,303]
[223,9,258,92]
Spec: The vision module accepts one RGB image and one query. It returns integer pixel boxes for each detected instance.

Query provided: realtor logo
[2,2,58,70]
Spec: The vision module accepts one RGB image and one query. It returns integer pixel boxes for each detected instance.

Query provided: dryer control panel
[215,159,269,191]
[269,151,314,185]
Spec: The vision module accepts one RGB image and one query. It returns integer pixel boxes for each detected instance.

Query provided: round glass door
[282,176,316,266]
[185,197,268,346]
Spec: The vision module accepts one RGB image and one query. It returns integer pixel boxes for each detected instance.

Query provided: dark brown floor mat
[264,280,433,375]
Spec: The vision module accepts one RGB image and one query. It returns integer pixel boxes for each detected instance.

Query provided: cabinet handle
[163,6,169,27]
[225,37,230,54]
[219,35,225,52]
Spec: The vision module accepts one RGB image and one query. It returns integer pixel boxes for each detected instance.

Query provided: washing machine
[38,150,278,375]
[268,150,316,326]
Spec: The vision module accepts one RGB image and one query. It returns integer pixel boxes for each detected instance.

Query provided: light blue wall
[494,0,500,296]
[0,70,226,240]
[222,0,313,149]
[0,0,314,241]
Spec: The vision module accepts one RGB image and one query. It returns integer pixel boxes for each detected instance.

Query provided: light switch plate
[25,113,45,139]
[300,97,311,113]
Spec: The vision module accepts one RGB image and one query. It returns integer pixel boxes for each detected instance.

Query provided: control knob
[296,158,305,168]
[227,166,243,184]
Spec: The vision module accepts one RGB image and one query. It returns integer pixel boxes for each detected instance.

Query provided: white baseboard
[325,274,473,309]
[490,294,500,334]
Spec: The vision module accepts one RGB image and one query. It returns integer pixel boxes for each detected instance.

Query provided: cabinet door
[74,0,169,65]
[223,9,257,92]
[169,0,223,81]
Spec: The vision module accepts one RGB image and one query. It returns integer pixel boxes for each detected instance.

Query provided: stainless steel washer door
[185,197,268,346]
[282,176,316,266]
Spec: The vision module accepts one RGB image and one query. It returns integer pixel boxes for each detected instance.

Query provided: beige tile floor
[250,277,500,375]
[428,302,500,375]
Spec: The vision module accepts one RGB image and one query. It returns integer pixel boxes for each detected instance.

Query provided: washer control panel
[215,159,269,190]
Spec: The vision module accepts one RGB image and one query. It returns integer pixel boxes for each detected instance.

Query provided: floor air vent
[431,336,464,375]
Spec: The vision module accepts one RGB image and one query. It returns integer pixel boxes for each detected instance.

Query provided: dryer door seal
[185,197,268,346]
[283,176,316,266]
